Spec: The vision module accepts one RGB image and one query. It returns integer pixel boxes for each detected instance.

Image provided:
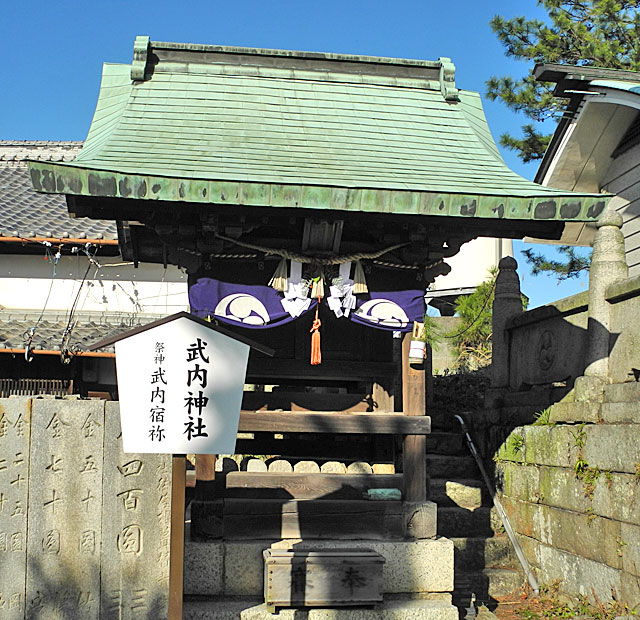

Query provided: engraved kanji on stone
[81,414,101,439]
[45,454,63,474]
[10,473,25,489]
[11,501,24,517]
[13,414,26,437]
[81,488,95,512]
[10,532,23,552]
[9,592,22,609]
[131,588,148,614]
[108,590,122,612]
[341,566,367,594]
[44,489,62,513]
[46,412,69,439]
[118,460,143,477]
[0,532,7,551]
[117,524,142,555]
[0,413,11,438]
[0,459,6,472]
[29,591,45,612]
[13,452,24,467]
[0,593,5,608]
[78,591,94,608]
[117,489,143,512]
[79,530,95,554]
[80,455,98,474]
[0,493,6,512]
[42,529,60,555]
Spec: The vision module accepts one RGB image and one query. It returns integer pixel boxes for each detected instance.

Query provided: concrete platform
[183,597,459,619]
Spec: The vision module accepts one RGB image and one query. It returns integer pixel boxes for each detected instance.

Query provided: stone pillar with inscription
[0,396,174,620]
[0,398,31,620]
[27,398,104,620]
[102,401,172,620]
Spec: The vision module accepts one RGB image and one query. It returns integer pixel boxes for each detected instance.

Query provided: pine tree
[487,1,640,163]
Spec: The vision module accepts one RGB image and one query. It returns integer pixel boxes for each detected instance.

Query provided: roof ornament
[131,36,151,81]
[438,57,459,102]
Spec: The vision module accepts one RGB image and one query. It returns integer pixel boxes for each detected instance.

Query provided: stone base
[184,597,459,619]
[185,537,454,598]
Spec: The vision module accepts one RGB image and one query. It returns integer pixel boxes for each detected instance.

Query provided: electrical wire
[59,244,99,363]
[23,242,61,362]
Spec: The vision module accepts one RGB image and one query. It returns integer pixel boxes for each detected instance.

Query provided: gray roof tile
[0,309,159,354]
[0,142,117,240]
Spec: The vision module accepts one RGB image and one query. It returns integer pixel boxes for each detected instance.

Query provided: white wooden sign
[114,315,250,454]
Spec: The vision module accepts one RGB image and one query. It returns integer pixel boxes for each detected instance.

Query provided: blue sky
[1,0,590,307]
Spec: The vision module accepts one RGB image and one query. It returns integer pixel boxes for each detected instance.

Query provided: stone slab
[0,397,31,620]
[183,598,459,619]
[27,398,104,619]
[218,538,454,596]
[102,400,172,619]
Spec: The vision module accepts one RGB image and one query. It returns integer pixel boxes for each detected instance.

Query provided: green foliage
[446,272,496,371]
[533,407,554,426]
[522,245,592,279]
[488,1,640,162]
[421,314,443,351]
[446,269,527,370]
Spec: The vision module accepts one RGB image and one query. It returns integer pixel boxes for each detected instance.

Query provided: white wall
[0,254,189,314]
[431,237,513,290]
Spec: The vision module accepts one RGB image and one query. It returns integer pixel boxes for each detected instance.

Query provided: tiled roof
[29,39,609,223]
[0,309,158,354]
[0,142,117,241]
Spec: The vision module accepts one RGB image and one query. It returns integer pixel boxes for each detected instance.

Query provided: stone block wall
[489,393,640,605]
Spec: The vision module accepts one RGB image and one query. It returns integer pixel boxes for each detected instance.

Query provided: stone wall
[489,387,640,605]
[0,397,172,620]
[483,224,640,607]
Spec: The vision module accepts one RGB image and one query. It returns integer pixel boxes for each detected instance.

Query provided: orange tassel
[310,299,322,365]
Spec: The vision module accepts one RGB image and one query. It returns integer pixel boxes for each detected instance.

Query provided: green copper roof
[29,38,609,222]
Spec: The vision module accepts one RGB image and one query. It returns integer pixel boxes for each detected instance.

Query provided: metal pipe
[454,414,540,595]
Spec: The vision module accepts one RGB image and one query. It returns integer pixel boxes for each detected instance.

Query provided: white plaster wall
[0,255,188,314]
[431,237,513,291]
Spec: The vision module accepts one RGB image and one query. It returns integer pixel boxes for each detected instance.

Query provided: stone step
[427,455,479,478]
[454,567,525,602]
[183,597,459,619]
[437,506,498,538]
[429,478,487,509]
[604,381,640,403]
[451,536,518,571]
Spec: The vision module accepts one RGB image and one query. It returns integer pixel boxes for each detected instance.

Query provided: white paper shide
[115,317,250,454]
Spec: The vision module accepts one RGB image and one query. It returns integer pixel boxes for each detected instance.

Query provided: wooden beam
[222,498,405,540]
[402,334,427,502]
[238,411,431,435]
[247,358,396,381]
[221,472,403,500]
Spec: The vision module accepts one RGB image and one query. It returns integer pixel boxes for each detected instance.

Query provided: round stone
[597,209,623,229]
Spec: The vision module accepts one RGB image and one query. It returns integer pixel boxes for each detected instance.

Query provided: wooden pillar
[401,333,427,502]
[169,455,186,620]
[195,454,217,482]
